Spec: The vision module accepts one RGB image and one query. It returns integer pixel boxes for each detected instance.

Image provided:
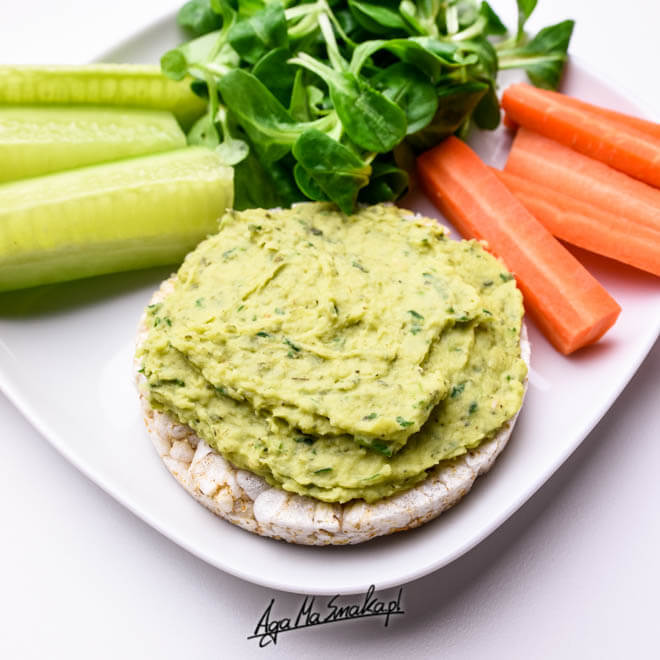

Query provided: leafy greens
[164,0,574,212]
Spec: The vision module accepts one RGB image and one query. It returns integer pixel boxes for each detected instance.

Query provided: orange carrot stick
[502,113,518,131]
[493,168,660,277]
[417,136,621,355]
[504,127,660,234]
[501,82,660,187]
[502,84,660,140]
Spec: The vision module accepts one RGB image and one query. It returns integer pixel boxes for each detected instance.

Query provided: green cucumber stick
[0,64,207,128]
[0,147,233,292]
[0,106,187,183]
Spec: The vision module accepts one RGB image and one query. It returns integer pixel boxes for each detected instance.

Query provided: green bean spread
[138,203,526,503]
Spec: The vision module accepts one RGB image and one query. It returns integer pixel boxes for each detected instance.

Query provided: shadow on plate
[0,266,173,319]
[562,241,659,290]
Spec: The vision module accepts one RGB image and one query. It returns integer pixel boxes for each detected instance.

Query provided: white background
[1,1,659,658]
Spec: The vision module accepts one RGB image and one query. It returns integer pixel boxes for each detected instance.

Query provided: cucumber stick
[0,106,186,183]
[0,147,233,292]
[0,64,207,128]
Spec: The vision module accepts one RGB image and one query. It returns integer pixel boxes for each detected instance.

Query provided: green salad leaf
[516,0,538,40]
[163,0,574,210]
[498,20,575,89]
[293,129,371,213]
[178,0,223,36]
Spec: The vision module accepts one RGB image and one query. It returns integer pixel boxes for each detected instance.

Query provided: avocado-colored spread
[138,203,526,503]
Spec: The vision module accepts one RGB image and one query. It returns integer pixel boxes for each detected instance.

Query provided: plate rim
[0,14,659,594]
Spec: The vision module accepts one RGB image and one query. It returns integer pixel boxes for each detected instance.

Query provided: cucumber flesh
[0,106,186,183]
[0,147,233,292]
[0,64,207,129]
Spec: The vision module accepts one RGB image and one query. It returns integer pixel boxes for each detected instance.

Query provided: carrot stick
[493,168,660,277]
[502,113,518,131]
[502,84,660,141]
[501,82,660,187]
[417,137,621,355]
[504,127,660,234]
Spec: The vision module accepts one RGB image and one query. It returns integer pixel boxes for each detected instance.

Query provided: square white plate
[0,16,658,595]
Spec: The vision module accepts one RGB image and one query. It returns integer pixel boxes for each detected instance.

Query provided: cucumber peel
[0,106,186,183]
[0,64,207,129]
[0,147,233,292]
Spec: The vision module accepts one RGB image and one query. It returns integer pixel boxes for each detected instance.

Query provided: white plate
[1,16,659,596]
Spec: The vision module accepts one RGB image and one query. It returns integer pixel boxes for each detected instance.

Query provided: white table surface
[1,1,658,658]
